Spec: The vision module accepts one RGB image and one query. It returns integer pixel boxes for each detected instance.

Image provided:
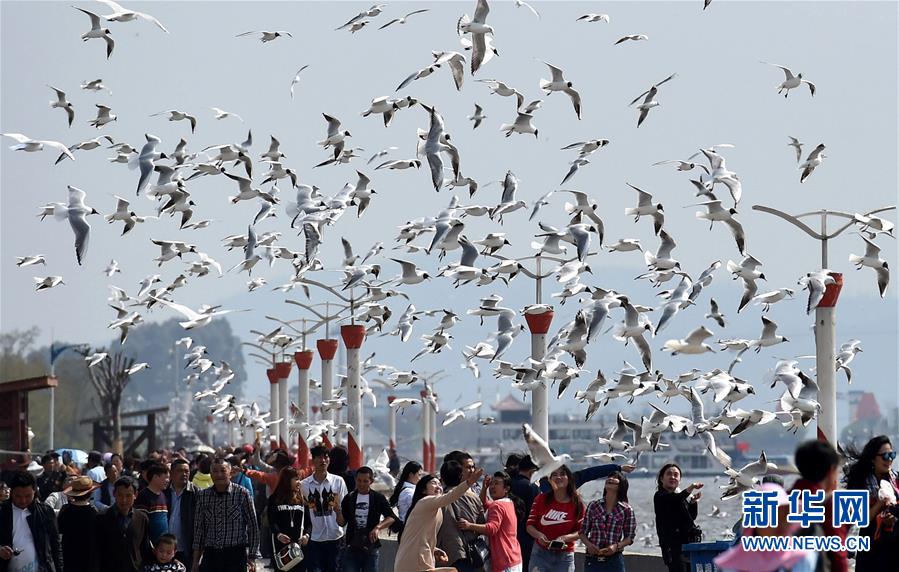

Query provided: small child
[143,534,187,572]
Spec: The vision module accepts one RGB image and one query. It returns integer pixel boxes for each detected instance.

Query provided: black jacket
[266,495,312,552]
[340,489,396,549]
[653,489,698,548]
[58,502,100,572]
[0,499,63,572]
[164,482,198,554]
[511,474,538,543]
[94,506,152,572]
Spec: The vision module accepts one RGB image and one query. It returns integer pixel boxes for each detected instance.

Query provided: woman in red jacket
[458,471,523,572]
[525,465,584,572]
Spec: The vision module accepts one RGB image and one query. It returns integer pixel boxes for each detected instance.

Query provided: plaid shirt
[192,482,259,557]
[580,499,636,549]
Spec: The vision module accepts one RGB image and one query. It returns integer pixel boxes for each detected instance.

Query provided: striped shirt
[136,488,168,544]
[580,499,636,550]
[192,482,259,557]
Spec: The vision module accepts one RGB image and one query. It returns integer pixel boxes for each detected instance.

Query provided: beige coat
[393,481,471,571]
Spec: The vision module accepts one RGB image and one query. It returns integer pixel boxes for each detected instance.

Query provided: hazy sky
[2,1,897,434]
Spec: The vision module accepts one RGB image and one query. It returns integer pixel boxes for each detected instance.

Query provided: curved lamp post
[751,204,896,445]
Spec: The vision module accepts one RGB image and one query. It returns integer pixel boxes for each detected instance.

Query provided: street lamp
[287,279,371,469]
[265,315,330,470]
[49,341,89,450]
[481,251,594,445]
[751,204,896,445]
[284,301,354,428]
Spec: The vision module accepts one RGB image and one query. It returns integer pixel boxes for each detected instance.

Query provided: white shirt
[10,505,37,572]
[44,492,67,514]
[397,481,415,522]
[87,466,106,484]
[301,472,348,542]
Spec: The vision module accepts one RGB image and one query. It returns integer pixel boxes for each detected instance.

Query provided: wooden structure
[80,406,168,457]
[0,376,57,459]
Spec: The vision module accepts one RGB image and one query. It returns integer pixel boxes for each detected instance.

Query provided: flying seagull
[236,30,293,42]
[761,62,816,97]
[630,73,677,127]
[289,65,310,99]
[73,7,115,58]
[522,423,573,484]
[96,0,168,32]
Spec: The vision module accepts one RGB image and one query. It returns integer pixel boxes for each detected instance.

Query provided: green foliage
[1,318,247,453]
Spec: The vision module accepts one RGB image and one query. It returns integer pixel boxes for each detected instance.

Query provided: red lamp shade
[294,350,314,370]
[316,338,339,360]
[340,325,366,349]
[274,361,293,378]
[525,310,554,334]
[818,272,843,308]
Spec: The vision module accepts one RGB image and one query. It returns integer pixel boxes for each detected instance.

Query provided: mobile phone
[548,540,565,550]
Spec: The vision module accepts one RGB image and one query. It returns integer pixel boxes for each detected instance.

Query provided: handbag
[686,525,703,544]
[275,543,304,571]
[273,503,305,571]
[465,535,490,568]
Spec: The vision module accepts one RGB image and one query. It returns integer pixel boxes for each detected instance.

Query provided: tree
[79,348,135,454]
[109,317,248,407]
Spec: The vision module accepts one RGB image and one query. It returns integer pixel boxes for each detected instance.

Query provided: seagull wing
[522,423,555,467]
[563,87,582,119]
[152,297,201,321]
[761,62,795,80]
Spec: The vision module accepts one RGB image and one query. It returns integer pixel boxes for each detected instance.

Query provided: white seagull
[210,107,244,122]
[289,65,310,99]
[96,0,168,32]
[539,62,581,119]
[73,7,115,58]
[523,423,573,484]
[380,9,429,29]
[47,86,75,127]
[457,0,494,74]
[761,62,816,97]
[65,186,99,265]
[152,298,249,330]
[849,235,889,297]
[630,73,676,127]
[1,133,74,161]
[577,14,610,23]
[236,30,293,42]
[799,144,826,183]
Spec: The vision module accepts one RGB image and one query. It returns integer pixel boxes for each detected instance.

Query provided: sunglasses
[879,452,897,462]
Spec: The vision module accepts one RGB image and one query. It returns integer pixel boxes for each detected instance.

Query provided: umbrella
[56,448,88,465]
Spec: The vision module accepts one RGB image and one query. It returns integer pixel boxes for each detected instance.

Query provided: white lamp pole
[752,204,895,445]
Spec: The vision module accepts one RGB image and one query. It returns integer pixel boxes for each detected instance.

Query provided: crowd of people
[0,434,896,572]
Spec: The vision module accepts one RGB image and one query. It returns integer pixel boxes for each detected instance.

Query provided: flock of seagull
[5,0,896,498]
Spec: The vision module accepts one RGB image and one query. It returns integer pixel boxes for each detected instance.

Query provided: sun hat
[61,476,100,499]
[26,461,44,478]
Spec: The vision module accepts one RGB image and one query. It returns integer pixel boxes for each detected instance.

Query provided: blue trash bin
[682,541,735,572]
